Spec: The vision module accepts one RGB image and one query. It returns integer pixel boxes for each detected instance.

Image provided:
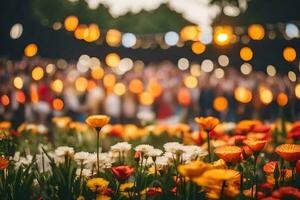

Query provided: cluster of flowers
[0,115,299,200]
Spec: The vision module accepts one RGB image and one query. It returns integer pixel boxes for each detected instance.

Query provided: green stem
[251,154,258,199]
[220,180,226,200]
[206,130,212,163]
[96,130,100,176]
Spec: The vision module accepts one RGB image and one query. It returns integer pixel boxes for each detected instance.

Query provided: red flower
[134,151,141,162]
[147,187,162,197]
[170,187,177,194]
[0,157,9,170]
[234,135,246,146]
[263,161,279,175]
[271,187,300,199]
[109,128,122,138]
[288,121,300,140]
[101,187,114,196]
[253,124,271,134]
[111,166,134,183]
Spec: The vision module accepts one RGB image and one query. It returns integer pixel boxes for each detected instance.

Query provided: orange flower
[86,115,110,129]
[243,139,267,152]
[263,161,279,175]
[194,116,220,131]
[0,157,9,170]
[214,146,242,163]
[235,120,262,134]
[275,144,300,162]
[0,121,11,130]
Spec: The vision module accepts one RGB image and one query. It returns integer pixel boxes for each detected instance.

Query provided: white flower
[54,146,74,157]
[146,149,163,158]
[134,144,154,154]
[36,153,51,172]
[74,151,90,164]
[85,153,114,170]
[182,145,208,160]
[37,124,48,134]
[111,142,132,153]
[76,168,92,177]
[155,156,169,167]
[14,155,33,169]
[163,142,184,154]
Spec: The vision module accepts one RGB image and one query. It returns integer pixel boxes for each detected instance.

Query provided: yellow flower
[69,121,88,132]
[214,146,242,163]
[0,121,11,130]
[178,161,212,179]
[87,178,109,192]
[86,115,110,129]
[96,195,111,200]
[120,182,134,192]
[194,116,220,131]
[76,196,85,200]
[52,116,72,128]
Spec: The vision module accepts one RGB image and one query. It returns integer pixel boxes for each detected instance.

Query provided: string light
[74,24,89,40]
[129,79,144,94]
[234,87,252,103]
[201,59,214,72]
[91,66,104,80]
[180,25,201,41]
[147,79,162,98]
[177,88,191,106]
[178,58,189,70]
[213,96,228,112]
[240,47,253,61]
[165,31,179,46]
[16,91,26,104]
[10,23,23,39]
[113,83,126,96]
[1,95,10,106]
[266,65,276,76]
[103,74,116,88]
[259,86,273,105]
[84,24,100,42]
[32,66,44,81]
[51,79,64,93]
[106,29,122,47]
[64,15,79,31]
[218,55,229,67]
[139,92,154,106]
[283,47,297,62]
[288,71,296,82]
[75,77,88,92]
[184,75,198,89]
[295,84,300,99]
[214,26,233,46]
[191,42,206,54]
[53,98,64,111]
[13,76,24,89]
[277,92,288,107]
[105,53,120,68]
[240,63,252,75]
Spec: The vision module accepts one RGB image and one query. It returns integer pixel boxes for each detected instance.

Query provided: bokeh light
[201,59,214,72]
[214,26,233,46]
[277,92,288,107]
[84,24,100,42]
[13,76,24,89]
[10,23,23,39]
[259,86,273,105]
[16,91,26,104]
[24,43,38,57]
[240,47,253,61]
[139,92,154,106]
[52,98,64,111]
[1,95,10,106]
[191,42,206,54]
[32,66,44,81]
[178,58,189,70]
[248,24,265,40]
[295,84,300,99]
[213,96,228,112]
[266,65,276,76]
[164,31,179,46]
[147,79,162,98]
[283,47,297,62]
[122,33,136,48]
[218,55,229,67]
[177,88,191,106]
[74,24,89,40]
[91,66,104,80]
[64,15,79,31]
[103,74,116,88]
[214,68,225,79]
[180,25,201,41]
[184,75,198,89]
[190,64,201,77]
[129,79,144,94]
[75,77,88,92]
[288,71,296,82]
[106,29,122,47]
[113,83,126,96]
[285,23,299,39]
[234,87,252,103]
[105,53,120,67]
[240,63,252,75]
[51,79,64,93]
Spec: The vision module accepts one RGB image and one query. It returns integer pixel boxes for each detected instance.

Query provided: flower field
[0,116,300,200]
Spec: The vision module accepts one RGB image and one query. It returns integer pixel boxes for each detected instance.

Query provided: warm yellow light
[180,25,201,41]
[191,42,206,54]
[184,75,198,89]
[106,29,121,47]
[139,92,154,106]
[84,24,100,42]
[277,92,288,107]
[129,79,144,94]
[64,15,79,31]
[30,85,39,103]
[52,98,64,111]
[283,47,297,62]
[75,77,88,92]
[105,53,120,68]
[24,43,38,57]
[234,87,252,103]
[13,76,23,89]
[147,79,163,98]
[295,84,300,99]
[74,24,89,40]
[51,79,64,93]
[213,96,228,112]
[259,86,273,105]
[32,66,44,81]
[91,66,104,80]
[87,80,97,91]
[113,82,126,96]
[248,24,265,40]
[240,47,253,61]
[214,26,233,46]
[103,74,116,88]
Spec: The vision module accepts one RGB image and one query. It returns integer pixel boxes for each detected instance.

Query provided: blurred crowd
[0,56,299,128]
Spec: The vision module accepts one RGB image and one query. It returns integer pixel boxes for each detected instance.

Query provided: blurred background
[0,0,299,128]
